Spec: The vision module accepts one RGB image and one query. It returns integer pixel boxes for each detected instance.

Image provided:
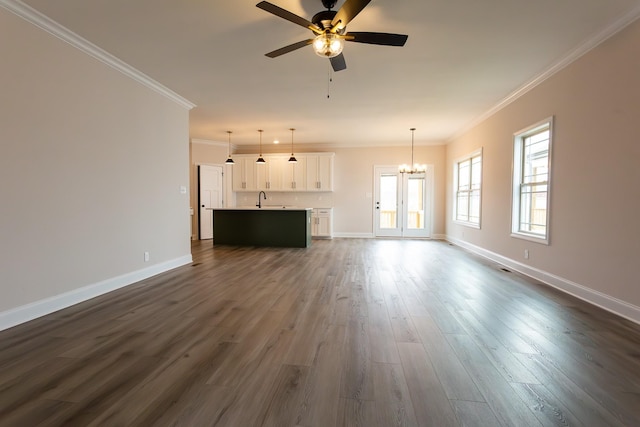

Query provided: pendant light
[399,128,426,174]
[288,128,297,163]
[225,131,234,164]
[256,129,266,164]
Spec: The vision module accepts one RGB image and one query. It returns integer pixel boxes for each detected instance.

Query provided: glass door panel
[379,174,398,229]
[375,168,401,237]
[402,175,429,237]
[406,176,424,229]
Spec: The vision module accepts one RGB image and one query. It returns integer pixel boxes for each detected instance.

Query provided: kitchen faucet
[257,191,267,208]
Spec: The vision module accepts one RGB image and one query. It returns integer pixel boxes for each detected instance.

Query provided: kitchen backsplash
[235,192,333,209]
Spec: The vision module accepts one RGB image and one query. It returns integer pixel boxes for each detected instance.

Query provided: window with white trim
[453,149,482,227]
[511,118,553,244]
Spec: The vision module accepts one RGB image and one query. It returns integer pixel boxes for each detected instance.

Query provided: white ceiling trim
[0,0,196,110]
[450,6,640,141]
[191,139,227,147]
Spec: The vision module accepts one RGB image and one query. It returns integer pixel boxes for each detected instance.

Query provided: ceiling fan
[256,0,408,72]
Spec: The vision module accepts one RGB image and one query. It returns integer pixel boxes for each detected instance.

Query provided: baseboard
[332,233,445,240]
[332,232,375,238]
[446,236,640,325]
[0,254,193,332]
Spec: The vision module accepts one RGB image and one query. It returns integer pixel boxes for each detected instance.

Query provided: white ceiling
[19,0,640,147]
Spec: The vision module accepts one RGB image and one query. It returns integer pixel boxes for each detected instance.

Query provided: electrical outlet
[144,251,150,262]
[524,249,529,260]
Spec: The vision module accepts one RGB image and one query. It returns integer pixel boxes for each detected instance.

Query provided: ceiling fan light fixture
[313,33,344,58]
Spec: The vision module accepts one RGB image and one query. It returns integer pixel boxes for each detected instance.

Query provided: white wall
[446,18,640,322]
[0,8,193,329]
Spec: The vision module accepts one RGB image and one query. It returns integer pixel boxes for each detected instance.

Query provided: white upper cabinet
[232,153,333,192]
[306,154,334,191]
[231,157,257,191]
[282,156,306,191]
[257,156,285,191]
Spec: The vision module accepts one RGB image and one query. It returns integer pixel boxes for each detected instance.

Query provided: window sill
[510,231,549,245]
[454,220,480,230]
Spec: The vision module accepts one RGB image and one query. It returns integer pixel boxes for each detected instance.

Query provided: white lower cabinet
[312,208,333,238]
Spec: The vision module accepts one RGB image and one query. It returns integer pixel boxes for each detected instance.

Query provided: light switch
[179,185,187,194]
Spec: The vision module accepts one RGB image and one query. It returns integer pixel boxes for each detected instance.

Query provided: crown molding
[208,140,445,152]
[450,6,640,141]
[0,0,196,110]
[190,138,231,148]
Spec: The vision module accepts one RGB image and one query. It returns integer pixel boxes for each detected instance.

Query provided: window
[454,149,482,227]
[511,117,553,244]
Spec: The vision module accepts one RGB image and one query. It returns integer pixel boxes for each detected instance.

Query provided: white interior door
[199,165,223,239]
[374,166,432,238]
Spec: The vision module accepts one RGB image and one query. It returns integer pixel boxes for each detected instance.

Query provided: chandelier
[399,128,426,174]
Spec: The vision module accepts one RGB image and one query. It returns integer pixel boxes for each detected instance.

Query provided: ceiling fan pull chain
[327,65,333,99]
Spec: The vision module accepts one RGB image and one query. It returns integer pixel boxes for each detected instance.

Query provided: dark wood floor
[1,238,640,426]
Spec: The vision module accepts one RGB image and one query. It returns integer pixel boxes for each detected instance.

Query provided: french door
[374,166,432,238]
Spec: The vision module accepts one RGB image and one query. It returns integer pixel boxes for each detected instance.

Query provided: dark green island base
[212,208,312,248]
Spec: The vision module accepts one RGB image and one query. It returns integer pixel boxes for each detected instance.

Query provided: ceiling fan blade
[330,53,347,72]
[331,0,371,32]
[346,32,408,46]
[256,1,322,34]
[265,39,314,58]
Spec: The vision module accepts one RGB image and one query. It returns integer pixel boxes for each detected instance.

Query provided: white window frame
[453,148,483,229]
[511,117,553,245]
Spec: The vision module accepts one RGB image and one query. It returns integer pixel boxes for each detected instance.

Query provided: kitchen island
[211,207,312,248]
